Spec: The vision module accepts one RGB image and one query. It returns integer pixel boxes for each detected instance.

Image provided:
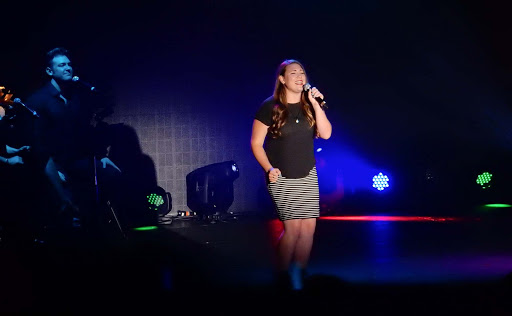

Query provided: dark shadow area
[104,122,160,229]
[0,108,160,249]
[299,277,512,315]
[1,211,512,314]
[0,227,234,313]
[256,182,277,219]
[0,161,54,246]
[0,100,58,247]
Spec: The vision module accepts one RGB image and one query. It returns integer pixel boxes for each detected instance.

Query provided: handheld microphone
[72,76,96,92]
[13,98,39,117]
[303,83,327,108]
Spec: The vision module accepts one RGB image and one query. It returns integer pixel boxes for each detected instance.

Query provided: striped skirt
[267,167,320,221]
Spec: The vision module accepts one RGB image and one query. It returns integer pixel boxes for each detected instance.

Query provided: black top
[254,96,316,178]
[26,82,106,169]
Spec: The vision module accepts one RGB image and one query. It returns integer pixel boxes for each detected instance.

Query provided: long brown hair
[269,59,316,138]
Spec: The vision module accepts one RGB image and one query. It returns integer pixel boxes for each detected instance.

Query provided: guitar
[0,86,39,118]
[0,86,15,119]
[0,86,14,106]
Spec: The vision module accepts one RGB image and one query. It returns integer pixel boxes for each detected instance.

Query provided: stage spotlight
[476,172,492,189]
[425,169,436,182]
[186,160,240,216]
[372,172,390,191]
[146,186,172,216]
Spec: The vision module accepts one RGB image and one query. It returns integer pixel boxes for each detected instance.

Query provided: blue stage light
[372,172,390,191]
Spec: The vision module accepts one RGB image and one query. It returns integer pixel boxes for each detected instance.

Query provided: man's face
[47,55,73,82]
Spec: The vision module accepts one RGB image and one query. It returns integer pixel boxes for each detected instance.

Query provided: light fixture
[372,172,390,191]
[146,186,172,216]
[186,160,240,216]
[476,172,492,189]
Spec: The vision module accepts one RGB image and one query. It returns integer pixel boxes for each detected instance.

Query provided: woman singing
[251,59,332,289]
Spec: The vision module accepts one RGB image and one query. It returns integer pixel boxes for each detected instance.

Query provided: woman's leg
[293,218,317,269]
[276,219,302,271]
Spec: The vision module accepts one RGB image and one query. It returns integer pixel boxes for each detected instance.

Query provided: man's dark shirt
[26,82,105,170]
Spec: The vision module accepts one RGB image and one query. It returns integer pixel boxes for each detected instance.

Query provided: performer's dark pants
[46,156,121,234]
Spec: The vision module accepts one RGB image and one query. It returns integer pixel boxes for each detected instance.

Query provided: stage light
[476,172,492,189]
[147,193,164,209]
[316,148,323,152]
[186,160,240,216]
[425,169,435,182]
[372,172,389,191]
[146,186,172,216]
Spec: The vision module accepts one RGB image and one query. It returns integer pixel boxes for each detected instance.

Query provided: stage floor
[1,211,512,314]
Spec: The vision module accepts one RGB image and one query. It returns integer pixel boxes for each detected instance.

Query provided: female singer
[251,59,332,289]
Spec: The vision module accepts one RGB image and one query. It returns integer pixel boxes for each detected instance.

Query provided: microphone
[72,76,96,92]
[13,98,39,117]
[303,83,327,108]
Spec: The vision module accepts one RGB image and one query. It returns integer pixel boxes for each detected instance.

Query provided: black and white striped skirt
[267,167,320,221]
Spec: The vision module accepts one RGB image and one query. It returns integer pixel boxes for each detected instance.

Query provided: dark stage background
[2,0,511,217]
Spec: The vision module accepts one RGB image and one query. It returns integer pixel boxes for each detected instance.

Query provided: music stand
[93,155,127,240]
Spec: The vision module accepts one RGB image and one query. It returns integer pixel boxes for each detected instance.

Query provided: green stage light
[147,193,164,210]
[146,186,172,216]
[484,204,511,208]
[476,172,492,189]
